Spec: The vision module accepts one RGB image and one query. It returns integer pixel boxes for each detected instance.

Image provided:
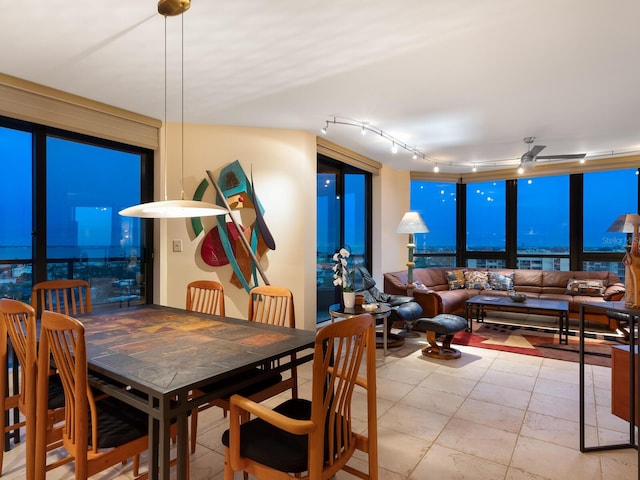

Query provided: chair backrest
[186,280,225,316]
[311,313,378,476]
[247,285,294,327]
[0,299,37,478]
[0,299,37,407]
[36,311,89,464]
[31,279,92,317]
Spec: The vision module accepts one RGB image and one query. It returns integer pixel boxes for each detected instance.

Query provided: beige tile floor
[1,331,638,479]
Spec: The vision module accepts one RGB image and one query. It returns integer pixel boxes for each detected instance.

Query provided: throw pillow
[445,270,466,290]
[488,271,514,291]
[413,280,428,290]
[464,270,491,290]
[566,279,607,297]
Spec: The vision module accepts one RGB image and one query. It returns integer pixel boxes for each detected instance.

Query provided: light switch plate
[172,239,182,252]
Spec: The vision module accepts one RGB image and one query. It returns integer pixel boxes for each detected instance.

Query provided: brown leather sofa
[383,267,625,329]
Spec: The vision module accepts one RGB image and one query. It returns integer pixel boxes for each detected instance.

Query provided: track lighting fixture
[321,116,439,168]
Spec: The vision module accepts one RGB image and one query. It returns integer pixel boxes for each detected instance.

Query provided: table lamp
[396,211,429,287]
[607,213,640,306]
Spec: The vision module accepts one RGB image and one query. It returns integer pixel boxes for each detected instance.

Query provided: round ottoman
[414,314,468,359]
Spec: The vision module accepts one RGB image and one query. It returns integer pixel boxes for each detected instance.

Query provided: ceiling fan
[519,137,587,169]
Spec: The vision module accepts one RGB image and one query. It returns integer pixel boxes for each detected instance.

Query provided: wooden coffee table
[465,295,569,344]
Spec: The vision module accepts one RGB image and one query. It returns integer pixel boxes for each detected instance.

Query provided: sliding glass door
[316,155,371,323]
[0,117,154,308]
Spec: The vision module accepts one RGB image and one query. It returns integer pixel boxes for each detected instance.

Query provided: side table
[328,303,399,355]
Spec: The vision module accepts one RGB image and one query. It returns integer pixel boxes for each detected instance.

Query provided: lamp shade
[119,200,227,218]
[607,213,640,233]
[396,211,429,234]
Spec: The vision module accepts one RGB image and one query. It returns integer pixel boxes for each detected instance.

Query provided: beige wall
[378,166,413,278]
[156,123,409,330]
[156,123,320,329]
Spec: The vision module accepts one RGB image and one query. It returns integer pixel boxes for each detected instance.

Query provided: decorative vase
[343,291,356,308]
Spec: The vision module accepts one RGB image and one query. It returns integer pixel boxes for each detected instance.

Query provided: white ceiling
[3,0,640,173]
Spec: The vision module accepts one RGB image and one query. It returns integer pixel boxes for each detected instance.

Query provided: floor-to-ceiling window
[466,180,507,268]
[411,167,639,275]
[0,117,153,307]
[582,168,639,278]
[517,175,570,270]
[410,180,457,267]
[316,155,371,324]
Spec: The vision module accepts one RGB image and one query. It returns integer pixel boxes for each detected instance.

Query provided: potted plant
[332,246,356,308]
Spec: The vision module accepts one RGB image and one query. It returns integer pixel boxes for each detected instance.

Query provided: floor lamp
[397,211,429,286]
[396,211,429,337]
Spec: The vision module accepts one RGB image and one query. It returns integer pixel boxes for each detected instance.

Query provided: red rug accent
[454,330,543,357]
[452,324,621,366]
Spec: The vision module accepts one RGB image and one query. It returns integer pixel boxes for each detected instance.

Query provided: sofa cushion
[566,279,607,297]
[464,271,490,290]
[446,270,466,290]
[488,271,514,291]
[513,270,543,293]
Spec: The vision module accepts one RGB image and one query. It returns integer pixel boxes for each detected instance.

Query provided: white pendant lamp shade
[119,199,227,218]
[118,0,227,219]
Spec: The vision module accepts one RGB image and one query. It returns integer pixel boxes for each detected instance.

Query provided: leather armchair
[352,266,423,333]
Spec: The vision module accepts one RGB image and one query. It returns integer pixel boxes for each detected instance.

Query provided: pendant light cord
[181,12,185,201]
[163,16,168,202]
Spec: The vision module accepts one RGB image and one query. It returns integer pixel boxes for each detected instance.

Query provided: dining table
[57,304,316,480]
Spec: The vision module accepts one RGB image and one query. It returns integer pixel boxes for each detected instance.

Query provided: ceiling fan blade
[528,145,546,157]
[536,153,587,160]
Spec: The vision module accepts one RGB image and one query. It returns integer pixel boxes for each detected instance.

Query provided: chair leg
[223,449,234,480]
[133,455,140,476]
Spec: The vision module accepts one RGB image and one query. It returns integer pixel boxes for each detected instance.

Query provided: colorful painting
[191,161,275,292]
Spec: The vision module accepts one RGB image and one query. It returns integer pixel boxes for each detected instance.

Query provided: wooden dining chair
[34,310,184,480]
[222,313,378,480]
[0,299,67,479]
[31,279,91,318]
[190,285,298,455]
[186,280,226,452]
[247,285,295,329]
[186,280,225,315]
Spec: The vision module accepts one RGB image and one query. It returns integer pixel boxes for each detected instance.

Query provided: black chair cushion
[414,314,467,335]
[47,373,65,410]
[222,398,312,473]
[390,301,423,322]
[90,395,148,449]
[199,368,283,397]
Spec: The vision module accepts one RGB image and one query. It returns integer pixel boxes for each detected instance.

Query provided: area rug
[452,322,624,367]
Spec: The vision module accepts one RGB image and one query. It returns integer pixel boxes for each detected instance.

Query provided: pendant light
[120,0,227,218]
